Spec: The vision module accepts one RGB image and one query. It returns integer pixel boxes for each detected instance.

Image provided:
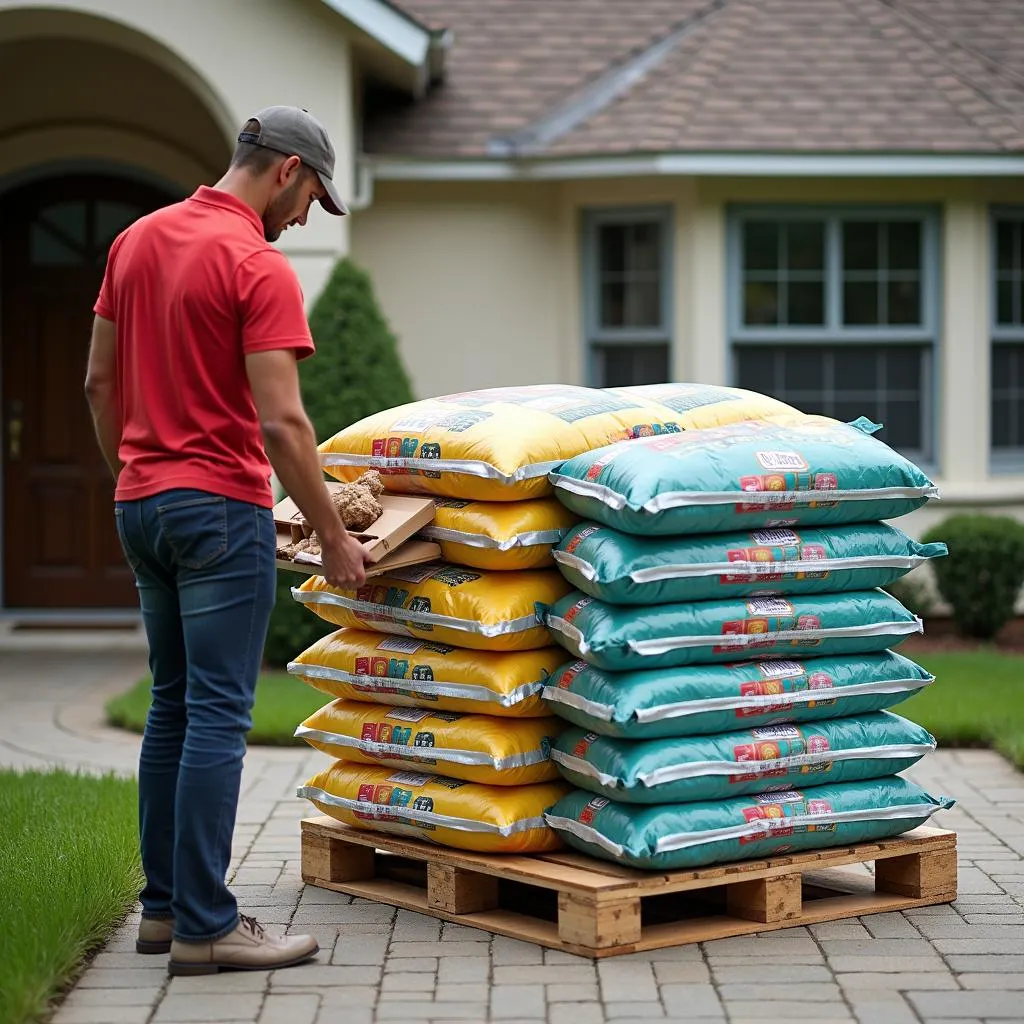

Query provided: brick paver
[5,649,1024,1024]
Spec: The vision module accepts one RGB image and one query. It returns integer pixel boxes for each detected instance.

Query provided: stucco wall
[0,0,355,304]
[351,181,565,399]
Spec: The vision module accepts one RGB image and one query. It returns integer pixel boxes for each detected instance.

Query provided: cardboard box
[274,486,438,577]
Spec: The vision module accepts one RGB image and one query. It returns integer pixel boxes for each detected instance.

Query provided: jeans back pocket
[156,494,228,570]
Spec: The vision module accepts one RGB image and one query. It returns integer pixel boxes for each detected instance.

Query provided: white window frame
[991,207,1024,472]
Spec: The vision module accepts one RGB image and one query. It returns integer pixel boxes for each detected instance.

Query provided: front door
[2,175,176,608]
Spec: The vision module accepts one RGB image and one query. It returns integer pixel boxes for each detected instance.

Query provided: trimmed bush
[921,514,1024,640]
[263,258,415,668]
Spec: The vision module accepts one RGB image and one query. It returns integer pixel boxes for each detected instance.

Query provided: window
[992,211,1024,465]
[583,208,671,387]
[730,208,938,462]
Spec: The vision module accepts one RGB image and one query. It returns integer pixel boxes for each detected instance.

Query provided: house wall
[355,173,1024,539]
[0,0,356,304]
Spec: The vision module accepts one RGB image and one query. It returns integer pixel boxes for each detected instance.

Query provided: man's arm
[246,348,369,588]
[84,315,123,480]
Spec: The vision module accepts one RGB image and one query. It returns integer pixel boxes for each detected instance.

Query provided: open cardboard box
[274,484,439,578]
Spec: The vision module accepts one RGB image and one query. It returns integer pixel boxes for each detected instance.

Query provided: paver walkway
[4,648,1024,1024]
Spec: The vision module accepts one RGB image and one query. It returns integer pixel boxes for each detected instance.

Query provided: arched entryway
[1,174,177,608]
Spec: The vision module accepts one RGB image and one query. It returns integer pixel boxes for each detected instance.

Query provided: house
[0,0,1022,616]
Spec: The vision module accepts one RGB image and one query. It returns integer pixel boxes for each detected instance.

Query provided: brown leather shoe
[167,915,319,976]
[137,917,174,955]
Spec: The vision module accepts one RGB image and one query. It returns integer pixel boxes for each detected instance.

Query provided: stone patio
[3,646,1024,1024]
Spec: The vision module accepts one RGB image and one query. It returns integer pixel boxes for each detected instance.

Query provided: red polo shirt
[94,186,315,508]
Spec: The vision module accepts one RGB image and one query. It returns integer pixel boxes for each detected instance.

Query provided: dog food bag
[296,700,563,786]
[293,562,572,652]
[546,589,921,671]
[550,712,935,804]
[319,384,799,501]
[542,651,934,739]
[608,383,796,420]
[545,776,955,870]
[420,498,579,570]
[550,416,938,535]
[298,762,569,853]
[289,629,560,717]
[555,521,947,605]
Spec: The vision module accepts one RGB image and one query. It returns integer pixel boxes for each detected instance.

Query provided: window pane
[600,280,626,327]
[744,281,779,325]
[888,280,921,325]
[595,343,669,387]
[888,221,921,272]
[843,221,879,271]
[833,348,877,391]
[736,348,775,392]
[787,221,825,271]
[735,343,927,456]
[95,200,142,251]
[844,281,878,325]
[744,222,779,271]
[625,280,661,328]
[787,281,825,324]
[996,220,1018,274]
[30,224,82,266]
[627,222,660,273]
[782,352,824,391]
[39,201,87,247]
[599,224,626,274]
[991,343,1024,450]
[997,279,1017,326]
[887,347,922,389]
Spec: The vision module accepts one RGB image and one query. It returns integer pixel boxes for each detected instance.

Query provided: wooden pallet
[300,816,957,958]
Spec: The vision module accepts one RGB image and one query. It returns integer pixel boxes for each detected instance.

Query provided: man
[85,106,370,976]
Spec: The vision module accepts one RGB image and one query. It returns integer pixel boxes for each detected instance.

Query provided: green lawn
[105,673,327,746]
[0,769,142,1024]
[900,648,1024,768]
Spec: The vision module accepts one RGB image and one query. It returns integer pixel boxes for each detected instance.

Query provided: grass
[898,648,1024,768]
[0,769,142,1024]
[105,672,327,746]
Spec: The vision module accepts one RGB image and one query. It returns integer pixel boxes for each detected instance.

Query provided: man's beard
[262,178,301,243]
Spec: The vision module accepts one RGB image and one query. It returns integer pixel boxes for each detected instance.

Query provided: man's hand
[319,530,372,590]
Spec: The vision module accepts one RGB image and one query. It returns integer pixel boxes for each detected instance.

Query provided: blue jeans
[114,489,276,942]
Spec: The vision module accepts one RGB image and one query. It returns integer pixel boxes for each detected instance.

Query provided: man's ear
[278,155,302,186]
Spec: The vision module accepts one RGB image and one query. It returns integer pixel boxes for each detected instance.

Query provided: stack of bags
[541,412,957,870]
[289,383,801,853]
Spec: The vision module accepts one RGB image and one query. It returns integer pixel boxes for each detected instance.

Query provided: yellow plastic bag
[419,498,579,570]
[288,629,561,717]
[609,383,797,428]
[319,384,785,501]
[298,761,569,853]
[293,563,571,652]
[296,700,564,785]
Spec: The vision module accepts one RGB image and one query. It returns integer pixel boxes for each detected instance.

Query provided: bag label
[386,565,439,584]
[751,725,801,740]
[386,771,433,786]
[385,708,433,723]
[750,528,800,545]
[755,790,802,804]
[376,637,425,655]
[757,660,805,679]
[756,451,809,471]
[746,598,794,615]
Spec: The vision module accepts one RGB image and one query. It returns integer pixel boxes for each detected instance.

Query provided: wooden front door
[2,176,175,608]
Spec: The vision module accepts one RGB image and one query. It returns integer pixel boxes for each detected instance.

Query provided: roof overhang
[368,151,1024,181]
[318,0,447,96]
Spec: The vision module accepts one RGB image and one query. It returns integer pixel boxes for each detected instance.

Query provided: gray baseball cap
[239,105,348,216]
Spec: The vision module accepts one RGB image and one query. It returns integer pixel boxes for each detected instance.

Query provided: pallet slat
[299,816,957,958]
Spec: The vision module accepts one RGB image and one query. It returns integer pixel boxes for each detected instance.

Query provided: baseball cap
[238,105,348,216]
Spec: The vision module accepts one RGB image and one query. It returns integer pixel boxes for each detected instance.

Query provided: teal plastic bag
[555,521,947,605]
[546,589,921,671]
[545,776,955,870]
[550,417,938,535]
[542,651,935,739]
[551,711,935,804]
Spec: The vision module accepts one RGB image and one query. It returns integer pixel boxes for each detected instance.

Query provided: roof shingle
[370,0,1024,158]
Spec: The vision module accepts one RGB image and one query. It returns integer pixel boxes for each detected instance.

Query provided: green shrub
[263,258,415,668]
[883,570,937,620]
[921,514,1024,640]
